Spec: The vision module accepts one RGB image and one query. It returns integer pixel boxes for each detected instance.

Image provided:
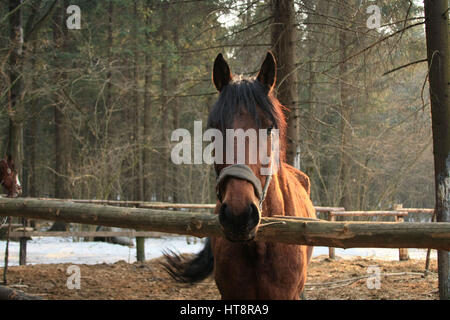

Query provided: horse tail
[162,238,214,283]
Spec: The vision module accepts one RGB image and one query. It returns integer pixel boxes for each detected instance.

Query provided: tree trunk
[53,1,72,199]
[50,1,72,232]
[106,0,113,109]
[160,59,169,202]
[54,105,71,199]
[335,0,359,211]
[270,0,299,165]
[133,0,144,202]
[133,0,145,262]
[7,0,24,180]
[424,0,450,300]
[26,114,37,197]
[338,24,353,211]
[143,3,153,202]
[24,38,38,198]
[303,0,330,205]
[8,0,25,260]
[171,93,179,203]
[159,3,169,202]
[171,21,181,203]
[105,0,114,148]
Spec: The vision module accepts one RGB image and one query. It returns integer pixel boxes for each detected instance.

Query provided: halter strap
[217,164,263,201]
[216,162,273,211]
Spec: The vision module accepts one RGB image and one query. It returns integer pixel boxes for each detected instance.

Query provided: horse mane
[206,77,287,163]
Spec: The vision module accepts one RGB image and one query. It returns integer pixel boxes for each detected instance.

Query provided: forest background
[0,0,434,212]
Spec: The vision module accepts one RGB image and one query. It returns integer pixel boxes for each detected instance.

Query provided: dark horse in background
[0,155,22,197]
[164,52,316,299]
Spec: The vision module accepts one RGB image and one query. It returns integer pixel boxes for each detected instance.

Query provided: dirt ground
[1,255,438,300]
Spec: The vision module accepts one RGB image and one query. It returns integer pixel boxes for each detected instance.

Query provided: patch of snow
[0,237,437,266]
[311,246,437,261]
[0,236,206,266]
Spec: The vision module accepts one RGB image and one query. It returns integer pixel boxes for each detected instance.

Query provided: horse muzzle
[218,202,261,242]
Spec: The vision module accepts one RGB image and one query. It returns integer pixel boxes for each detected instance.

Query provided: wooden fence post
[394,204,410,261]
[136,237,145,262]
[19,238,27,265]
[425,210,437,274]
[328,212,335,259]
[19,218,28,265]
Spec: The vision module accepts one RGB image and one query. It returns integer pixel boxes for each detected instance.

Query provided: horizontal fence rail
[397,208,435,214]
[0,198,449,250]
[7,231,171,238]
[12,198,347,214]
[326,209,415,260]
[329,211,409,217]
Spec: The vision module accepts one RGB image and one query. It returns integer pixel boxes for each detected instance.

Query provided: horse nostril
[247,203,260,230]
[219,203,228,226]
[219,202,260,238]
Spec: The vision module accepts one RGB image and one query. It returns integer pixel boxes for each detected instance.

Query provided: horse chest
[213,241,306,299]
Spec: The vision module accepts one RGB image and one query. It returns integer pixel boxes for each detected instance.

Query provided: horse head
[0,155,22,197]
[208,52,286,242]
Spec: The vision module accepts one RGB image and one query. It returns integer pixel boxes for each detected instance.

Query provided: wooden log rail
[15,198,347,214]
[394,206,435,266]
[327,210,413,260]
[7,231,172,238]
[0,198,449,250]
[0,224,25,229]
[3,199,345,264]
[330,211,408,217]
[397,208,434,214]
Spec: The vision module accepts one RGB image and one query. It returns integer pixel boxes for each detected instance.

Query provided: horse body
[211,163,315,299]
[164,52,315,300]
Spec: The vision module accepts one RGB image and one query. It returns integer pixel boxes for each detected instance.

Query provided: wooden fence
[394,204,435,271]
[328,210,410,260]
[0,198,443,266]
[2,199,347,264]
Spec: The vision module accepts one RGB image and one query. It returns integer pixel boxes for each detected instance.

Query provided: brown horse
[164,52,316,299]
[0,155,22,197]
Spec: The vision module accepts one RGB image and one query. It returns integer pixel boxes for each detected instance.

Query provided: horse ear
[213,53,232,92]
[257,52,277,91]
